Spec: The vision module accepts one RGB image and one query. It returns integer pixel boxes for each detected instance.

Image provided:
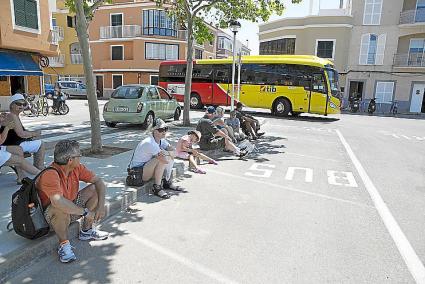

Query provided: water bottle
[28,203,47,230]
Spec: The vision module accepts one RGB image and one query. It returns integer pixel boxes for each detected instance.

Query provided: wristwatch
[81,208,89,217]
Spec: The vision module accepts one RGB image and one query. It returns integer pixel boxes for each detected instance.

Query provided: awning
[0,50,43,76]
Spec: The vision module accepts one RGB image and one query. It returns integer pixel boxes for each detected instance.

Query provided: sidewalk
[0,121,198,282]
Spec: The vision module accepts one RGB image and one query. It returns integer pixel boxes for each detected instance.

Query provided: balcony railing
[100,25,142,39]
[70,54,83,64]
[50,26,64,45]
[393,53,425,67]
[48,55,65,67]
[399,9,425,24]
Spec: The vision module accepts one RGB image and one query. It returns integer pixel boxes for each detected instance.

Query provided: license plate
[114,106,129,112]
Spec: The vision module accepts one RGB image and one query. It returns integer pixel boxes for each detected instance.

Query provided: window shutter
[25,0,38,29]
[376,34,386,65]
[359,34,370,65]
[14,0,27,27]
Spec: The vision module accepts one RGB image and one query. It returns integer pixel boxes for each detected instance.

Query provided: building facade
[259,0,425,113]
[0,0,59,110]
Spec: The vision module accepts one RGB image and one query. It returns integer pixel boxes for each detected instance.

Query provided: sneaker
[256,132,265,137]
[58,241,76,263]
[239,150,248,158]
[79,228,109,241]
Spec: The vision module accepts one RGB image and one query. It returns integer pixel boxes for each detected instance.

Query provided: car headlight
[329,102,336,109]
[103,102,109,112]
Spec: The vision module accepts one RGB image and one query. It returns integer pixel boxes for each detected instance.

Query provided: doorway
[409,83,425,113]
[95,75,104,98]
[10,76,25,95]
[348,81,364,101]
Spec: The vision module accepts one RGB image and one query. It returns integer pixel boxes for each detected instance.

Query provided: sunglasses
[70,154,82,159]
[157,127,168,133]
[14,102,27,107]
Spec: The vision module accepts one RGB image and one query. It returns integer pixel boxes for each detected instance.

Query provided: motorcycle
[368,98,376,114]
[51,91,69,115]
[350,98,360,113]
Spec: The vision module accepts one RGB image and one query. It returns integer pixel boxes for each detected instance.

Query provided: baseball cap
[206,106,215,114]
[152,118,167,130]
[10,94,25,104]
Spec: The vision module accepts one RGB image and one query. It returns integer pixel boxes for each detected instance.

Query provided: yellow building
[43,0,85,85]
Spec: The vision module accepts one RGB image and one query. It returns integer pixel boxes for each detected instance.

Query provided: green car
[103,84,181,128]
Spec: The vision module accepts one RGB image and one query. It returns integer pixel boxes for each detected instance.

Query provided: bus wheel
[190,93,203,109]
[273,98,291,117]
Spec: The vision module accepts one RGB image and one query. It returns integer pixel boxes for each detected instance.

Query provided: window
[143,10,177,37]
[67,16,76,28]
[13,0,39,30]
[110,14,122,26]
[159,64,186,83]
[218,37,232,51]
[359,34,386,65]
[111,86,143,99]
[150,75,159,85]
[112,75,123,89]
[259,38,296,55]
[214,65,230,84]
[363,0,382,25]
[375,81,394,103]
[195,49,203,59]
[145,43,178,60]
[408,39,425,66]
[316,40,335,59]
[158,88,170,100]
[147,87,159,100]
[111,46,124,60]
[192,64,213,83]
[52,18,57,27]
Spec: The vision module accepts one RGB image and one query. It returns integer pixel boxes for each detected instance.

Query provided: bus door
[308,72,328,115]
[212,64,231,106]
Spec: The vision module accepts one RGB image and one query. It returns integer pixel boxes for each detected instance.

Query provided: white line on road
[128,234,239,284]
[207,169,374,209]
[336,129,425,284]
[284,152,340,163]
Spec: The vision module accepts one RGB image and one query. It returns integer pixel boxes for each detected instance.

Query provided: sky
[226,0,343,55]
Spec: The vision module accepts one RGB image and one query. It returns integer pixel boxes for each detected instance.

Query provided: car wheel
[173,108,181,121]
[105,122,117,128]
[143,112,154,129]
[273,98,291,117]
[190,93,203,109]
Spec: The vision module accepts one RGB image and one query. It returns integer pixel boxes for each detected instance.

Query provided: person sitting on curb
[196,106,247,158]
[225,110,246,142]
[235,102,265,140]
[0,113,40,181]
[130,118,182,199]
[176,130,218,174]
[213,106,237,143]
[0,94,46,169]
[36,139,109,263]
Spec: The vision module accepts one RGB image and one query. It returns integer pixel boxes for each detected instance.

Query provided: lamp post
[229,20,241,111]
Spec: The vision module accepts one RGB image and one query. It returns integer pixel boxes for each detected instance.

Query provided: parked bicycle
[22,94,40,117]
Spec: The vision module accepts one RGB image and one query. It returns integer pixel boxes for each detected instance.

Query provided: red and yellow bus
[159,55,341,116]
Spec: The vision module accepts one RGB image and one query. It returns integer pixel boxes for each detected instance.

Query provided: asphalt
[0,119,197,282]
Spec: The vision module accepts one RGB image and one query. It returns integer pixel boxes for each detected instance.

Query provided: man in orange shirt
[37,140,109,263]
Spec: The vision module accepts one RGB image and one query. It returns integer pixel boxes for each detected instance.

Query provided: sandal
[208,160,218,165]
[152,185,170,199]
[190,168,206,174]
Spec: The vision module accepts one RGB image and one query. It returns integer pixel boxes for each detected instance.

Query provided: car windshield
[111,86,144,99]
[325,68,340,98]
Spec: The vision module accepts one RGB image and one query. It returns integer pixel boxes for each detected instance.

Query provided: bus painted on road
[159,55,341,116]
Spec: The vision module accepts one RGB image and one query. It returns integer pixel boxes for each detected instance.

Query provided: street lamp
[229,20,241,111]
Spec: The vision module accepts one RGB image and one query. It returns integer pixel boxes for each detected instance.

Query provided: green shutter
[25,0,38,29]
[13,0,27,27]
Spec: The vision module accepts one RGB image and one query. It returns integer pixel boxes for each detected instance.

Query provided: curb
[0,162,185,282]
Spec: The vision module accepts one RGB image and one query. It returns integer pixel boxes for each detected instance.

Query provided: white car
[56,81,87,99]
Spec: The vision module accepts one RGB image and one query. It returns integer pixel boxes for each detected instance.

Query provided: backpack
[7,167,59,240]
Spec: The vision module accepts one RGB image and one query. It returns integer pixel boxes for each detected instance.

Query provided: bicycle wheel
[59,103,69,115]
[32,104,39,117]
[41,102,48,116]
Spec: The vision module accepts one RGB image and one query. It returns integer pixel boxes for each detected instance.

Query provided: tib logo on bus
[260,86,276,93]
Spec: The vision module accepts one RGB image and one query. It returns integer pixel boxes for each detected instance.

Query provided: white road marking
[209,169,373,209]
[285,167,313,183]
[327,171,358,188]
[128,234,239,284]
[244,163,275,178]
[284,152,340,163]
[336,129,425,284]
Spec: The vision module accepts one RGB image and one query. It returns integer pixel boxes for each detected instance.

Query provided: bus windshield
[325,68,340,98]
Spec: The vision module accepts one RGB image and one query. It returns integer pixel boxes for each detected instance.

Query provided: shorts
[176,151,190,160]
[20,140,42,153]
[44,191,86,226]
[0,150,11,167]
[199,137,225,151]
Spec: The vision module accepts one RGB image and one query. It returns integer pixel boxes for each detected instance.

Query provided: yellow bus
[159,55,341,116]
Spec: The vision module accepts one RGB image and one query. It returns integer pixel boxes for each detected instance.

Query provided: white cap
[10,94,25,105]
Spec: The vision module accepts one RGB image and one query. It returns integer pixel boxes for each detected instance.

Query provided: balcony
[48,55,65,67]
[399,9,425,25]
[393,53,425,67]
[70,54,83,64]
[100,25,142,39]
[49,26,64,45]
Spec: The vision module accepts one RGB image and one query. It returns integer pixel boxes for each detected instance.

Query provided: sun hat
[152,118,167,130]
[10,94,25,105]
[206,106,215,114]
[188,130,201,141]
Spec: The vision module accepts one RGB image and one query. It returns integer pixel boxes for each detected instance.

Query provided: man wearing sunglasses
[129,118,182,199]
[36,139,109,263]
[0,94,46,169]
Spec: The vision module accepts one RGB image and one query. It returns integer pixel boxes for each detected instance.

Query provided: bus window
[312,74,327,94]
[159,64,186,82]
[214,65,230,83]
[325,68,340,98]
[193,64,213,83]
